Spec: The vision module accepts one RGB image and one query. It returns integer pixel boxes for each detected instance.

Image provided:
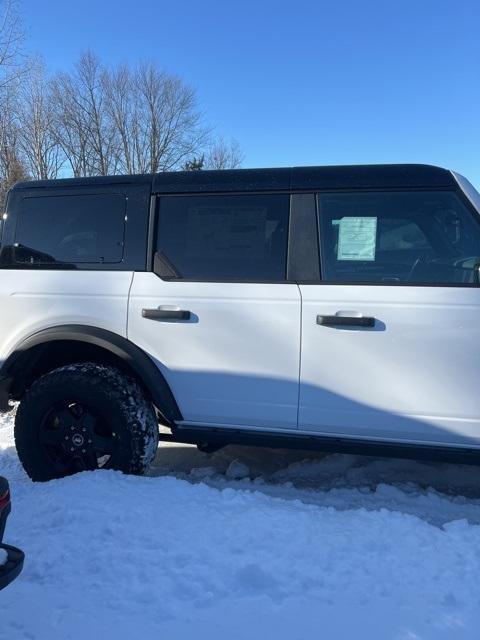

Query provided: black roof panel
[11,164,455,194]
[153,167,292,193]
[290,164,454,190]
[11,173,153,191]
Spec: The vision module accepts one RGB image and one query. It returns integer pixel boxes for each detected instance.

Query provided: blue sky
[22,0,480,187]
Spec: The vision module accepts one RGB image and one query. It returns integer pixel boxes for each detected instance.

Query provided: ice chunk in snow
[0,548,8,566]
[225,460,250,479]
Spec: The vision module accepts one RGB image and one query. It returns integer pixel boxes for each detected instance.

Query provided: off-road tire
[15,363,159,482]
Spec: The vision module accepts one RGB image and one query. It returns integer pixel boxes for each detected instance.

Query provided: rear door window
[155,194,290,281]
[318,191,480,285]
[12,193,126,265]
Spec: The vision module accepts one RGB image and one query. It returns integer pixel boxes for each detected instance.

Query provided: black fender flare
[0,325,182,425]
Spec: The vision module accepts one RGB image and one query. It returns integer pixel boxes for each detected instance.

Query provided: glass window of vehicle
[12,194,126,265]
[156,194,290,281]
[318,191,480,285]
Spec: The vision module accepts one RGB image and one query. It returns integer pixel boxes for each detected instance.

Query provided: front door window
[318,191,480,285]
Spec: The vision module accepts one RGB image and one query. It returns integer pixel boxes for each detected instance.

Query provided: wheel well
[4,330,182,427]
[9,341,137,397]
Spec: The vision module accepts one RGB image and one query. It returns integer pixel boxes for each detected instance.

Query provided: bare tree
[2,42,243,183]
[53,55,211,176]
[204,136,244,170]
[0,5,245,184]
[51,51,117,176]
[103,64,137,174]
[17,59,63,179]
[131,62,209,173]
[50,71,91,177]
[106,61,211,173]
[0,153,27,206]
[0,83,27,206]
[76,52,117,175]
[0,0,29,202]
[0,0,25,89]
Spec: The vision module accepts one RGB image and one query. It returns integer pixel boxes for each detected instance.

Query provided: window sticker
[187,206,267,258]
[337,216,377,261]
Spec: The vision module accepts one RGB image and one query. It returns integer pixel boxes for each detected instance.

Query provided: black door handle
[317,315,375,328]
[142,308,191,320]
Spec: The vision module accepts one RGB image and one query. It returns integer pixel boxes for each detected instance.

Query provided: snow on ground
[1,411,480,639]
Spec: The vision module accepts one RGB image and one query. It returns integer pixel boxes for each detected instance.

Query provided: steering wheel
[452,256,479,268]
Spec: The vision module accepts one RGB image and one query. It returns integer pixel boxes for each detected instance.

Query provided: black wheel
[14,363,159,482]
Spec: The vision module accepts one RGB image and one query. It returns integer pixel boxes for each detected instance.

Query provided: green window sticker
[337,216,377,261]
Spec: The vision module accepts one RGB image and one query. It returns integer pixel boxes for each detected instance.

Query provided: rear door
[128,192,301,429]
[299,189,480,446]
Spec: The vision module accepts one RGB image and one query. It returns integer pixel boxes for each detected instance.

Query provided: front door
[128,192,301,429]
[299,189,480,446]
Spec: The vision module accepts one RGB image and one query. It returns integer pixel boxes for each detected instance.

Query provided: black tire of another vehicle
[14,363,159,482]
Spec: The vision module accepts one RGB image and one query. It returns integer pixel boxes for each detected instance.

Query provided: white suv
[0,164,479,481]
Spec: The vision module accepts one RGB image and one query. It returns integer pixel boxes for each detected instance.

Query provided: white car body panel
[0,271,133,361]
[299,284,480,446]
[128,274,301,429]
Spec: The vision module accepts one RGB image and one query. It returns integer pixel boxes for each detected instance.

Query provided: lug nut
[88,439,92,444]
[70,447,74,451]
[82,449,86,453]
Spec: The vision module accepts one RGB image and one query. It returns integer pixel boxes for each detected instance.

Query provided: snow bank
[1,412,480,639]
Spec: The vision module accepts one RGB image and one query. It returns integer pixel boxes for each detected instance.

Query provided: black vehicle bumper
[0,377,11,412]
[0,478,24,590]
[0,543,24,590]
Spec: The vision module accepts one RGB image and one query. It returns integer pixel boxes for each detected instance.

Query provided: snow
[225,459,250,479]
[1,410,480,639]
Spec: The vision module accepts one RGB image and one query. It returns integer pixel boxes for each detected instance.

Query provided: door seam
[126,271,135,339]
[296,283,302,429]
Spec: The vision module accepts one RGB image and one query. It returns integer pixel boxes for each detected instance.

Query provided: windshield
[452,171,480,214]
